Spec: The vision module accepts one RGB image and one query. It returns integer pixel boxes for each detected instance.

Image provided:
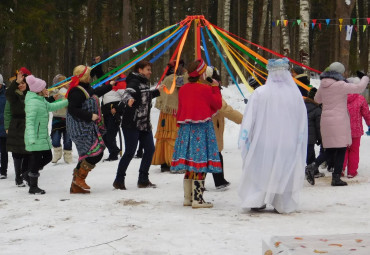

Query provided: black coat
[296,74,310,97]
[120,72,160,131]
[5,80,30,154]
[305,98,321,145]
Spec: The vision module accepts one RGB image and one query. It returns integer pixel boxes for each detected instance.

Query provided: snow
[1,83,370,254]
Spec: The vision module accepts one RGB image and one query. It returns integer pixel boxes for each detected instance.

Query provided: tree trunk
[280,0,290,56]
[258,0,269,50]
[271,0,281,53]
[335,0,355,71]
[163,0,170,64]
[299,0,310,66]
[3,0,17,79]
[246,0,254,41]
[221,0,231,86]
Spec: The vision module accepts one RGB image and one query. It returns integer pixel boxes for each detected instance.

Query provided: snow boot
[305,163,316,185]
[192,180,213,208]
[73,160,94,190]
[52,147,62,163]
[70,168,90,194]
[28,175,45,194]
[113,179,126,190]
[14,158,25,187]
[331,173,348,186]
[183,179,192,206]
[63,150,73,164]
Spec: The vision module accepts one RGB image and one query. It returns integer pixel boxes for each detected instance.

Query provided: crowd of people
[0,57,369,213]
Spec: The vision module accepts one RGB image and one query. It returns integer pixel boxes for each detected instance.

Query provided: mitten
[356,70,365,79]
[366,127,370,136]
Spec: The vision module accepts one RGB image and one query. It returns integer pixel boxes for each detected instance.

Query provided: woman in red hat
[171,59,222,208]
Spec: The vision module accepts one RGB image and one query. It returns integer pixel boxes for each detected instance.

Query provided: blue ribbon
[93,25,188,88]
[205,26,245,99]
[200,27,211,66]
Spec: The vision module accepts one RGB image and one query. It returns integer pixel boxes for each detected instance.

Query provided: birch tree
[221,0,231,86]
[299,0,310,66]
[280,0,290,56]
[246,0,254,41]
[258,0,269,50]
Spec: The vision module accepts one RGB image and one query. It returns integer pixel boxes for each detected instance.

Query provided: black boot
[113,179,126,190]
[160,163,170,172]
[331,174,348,186]
[13,158,25,187]
[305,163,316,185]
[29,175,46,194]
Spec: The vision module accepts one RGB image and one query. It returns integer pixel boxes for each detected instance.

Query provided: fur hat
[327,62,345,75]
[26,75,46,93]
[0,74,4,85]
[292,66,304,75]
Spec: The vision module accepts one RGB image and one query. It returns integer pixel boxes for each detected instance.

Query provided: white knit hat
[328,62,345,75]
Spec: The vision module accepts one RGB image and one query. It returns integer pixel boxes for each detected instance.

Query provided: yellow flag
[284,20,288,27]
[339,18,343,24]
[363,25,367,32]
[277,20,280,26]
[339,25,342,31]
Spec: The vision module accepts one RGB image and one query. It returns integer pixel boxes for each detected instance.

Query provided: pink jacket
[347,94,370,138]
[315,74,369,148]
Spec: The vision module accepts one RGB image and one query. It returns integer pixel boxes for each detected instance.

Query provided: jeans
[102,114,120,157]
[0,137,8,175]
[29,150,52,176]
[115,128,155,183]
[51,129,72,150]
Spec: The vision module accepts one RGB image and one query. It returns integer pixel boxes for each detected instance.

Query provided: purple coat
[314,72,369,148]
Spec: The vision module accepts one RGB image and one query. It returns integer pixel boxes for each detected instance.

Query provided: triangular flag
[312,19,317,26]
[319,23,322,30]
[326,19,330,26]
[311,23,315,29]
[363,25,367,32]
[339,18,343,24]
[354,25,358,32]
[367,18,370,24]
[272,21,276,27]
[297,19,301,25]
[292,21,296,27]
[346,25,353,41]
[284,20,288,27]
[339,25,342,31]
[352,18,356,24]
[277,20,280,26]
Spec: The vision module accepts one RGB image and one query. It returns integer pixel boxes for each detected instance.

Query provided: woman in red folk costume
[171,59,222,208]
[66,65,115,193]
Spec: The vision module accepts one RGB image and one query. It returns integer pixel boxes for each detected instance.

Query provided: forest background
[0,0,369,86]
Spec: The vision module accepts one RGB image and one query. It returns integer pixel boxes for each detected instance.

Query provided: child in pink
[343,77,370,178]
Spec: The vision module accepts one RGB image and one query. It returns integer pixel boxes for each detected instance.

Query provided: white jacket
[102,89,125,105]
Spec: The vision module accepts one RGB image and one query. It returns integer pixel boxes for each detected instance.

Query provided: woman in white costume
[238,58,307,213]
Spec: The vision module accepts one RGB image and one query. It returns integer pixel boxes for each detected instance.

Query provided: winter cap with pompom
[26,75,46,93]
[327,62,345,75]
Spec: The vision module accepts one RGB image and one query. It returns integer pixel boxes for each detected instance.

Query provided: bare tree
[280,0,290,56]
[221,0,231,86]
[258,0,269,50]
[299,0,310,66]
[246,0,254,41]
[271,0,281,53]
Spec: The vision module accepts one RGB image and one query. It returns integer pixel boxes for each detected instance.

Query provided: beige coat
[212,99,243,151]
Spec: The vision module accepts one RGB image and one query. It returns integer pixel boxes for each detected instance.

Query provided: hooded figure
[238,58,308,214]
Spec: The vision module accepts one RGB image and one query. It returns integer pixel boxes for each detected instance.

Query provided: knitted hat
[327,62,345,75]
[19,67,32,76]
[0,74,4,85]
[26,75,46,93]
[307,87,317,99]
[188,58,207,77]
[292,66,304,75]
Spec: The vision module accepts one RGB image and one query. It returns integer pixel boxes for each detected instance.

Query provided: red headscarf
[65,66,88,98]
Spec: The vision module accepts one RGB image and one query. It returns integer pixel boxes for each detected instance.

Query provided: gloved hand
[366,127,370,136]
[356,70,365,79]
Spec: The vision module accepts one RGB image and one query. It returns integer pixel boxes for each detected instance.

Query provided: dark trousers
[0,137,8,175]
[325,147,347,175]
[75,152,104,169]
[115,128,155,183]
[212,152,228,187]
[29,150,52,176]
[306,144,316,165]
[12,152,29,176]
[102,114,120,157]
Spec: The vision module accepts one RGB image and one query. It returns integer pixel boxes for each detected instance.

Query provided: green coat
[5,80,29,154]
[24,91,68,152]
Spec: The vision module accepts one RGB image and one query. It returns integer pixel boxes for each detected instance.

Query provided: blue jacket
[0,85,6,137]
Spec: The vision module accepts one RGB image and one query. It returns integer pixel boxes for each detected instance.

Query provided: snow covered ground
[1,84,370,254]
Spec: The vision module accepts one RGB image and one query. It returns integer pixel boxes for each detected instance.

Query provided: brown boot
[70,182,90,194]
[73,160,95,190]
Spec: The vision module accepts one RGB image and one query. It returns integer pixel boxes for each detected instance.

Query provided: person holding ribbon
[66,65,115,194]
[239,58,307,214]
[24,75,69,194]
[171,58,222,209]
[113,61,163,190]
